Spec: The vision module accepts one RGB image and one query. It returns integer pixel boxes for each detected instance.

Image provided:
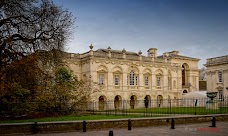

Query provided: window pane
[130,71,134,85]
[99,74,104,85]
[218,71,222,82]
[157,76,161,86]
[115,75,119,85]
[218,91,223,100]
[135,76,138,85]
[145,76,149,86]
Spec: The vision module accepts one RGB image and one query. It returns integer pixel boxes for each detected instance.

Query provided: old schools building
[63,44,200,109]
[205,55,228,100]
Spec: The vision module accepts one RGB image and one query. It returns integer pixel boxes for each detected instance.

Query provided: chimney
[147,48,157,58]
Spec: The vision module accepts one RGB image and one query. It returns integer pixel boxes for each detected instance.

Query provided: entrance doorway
[130,95,137,109]
[99,96,106,110]
[114,95,122,109]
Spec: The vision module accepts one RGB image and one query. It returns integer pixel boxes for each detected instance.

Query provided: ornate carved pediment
[216,86,224,90]
[206,71,216,75]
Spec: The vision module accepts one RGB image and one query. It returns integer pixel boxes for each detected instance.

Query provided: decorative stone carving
[89,44,93,50]
[122,48,126,53]
[138,50,142,55]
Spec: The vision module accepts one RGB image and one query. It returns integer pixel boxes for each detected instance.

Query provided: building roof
[95,48,138,55]
[204,55,228,66]
[158,54,200,61]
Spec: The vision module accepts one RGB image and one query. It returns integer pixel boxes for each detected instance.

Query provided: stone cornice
[205,55,228,66]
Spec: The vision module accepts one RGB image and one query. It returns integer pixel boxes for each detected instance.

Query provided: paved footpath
[28,121,228,136]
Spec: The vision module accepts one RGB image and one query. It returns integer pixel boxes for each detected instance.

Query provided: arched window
[182,65,185,85]
[182,63,189,86]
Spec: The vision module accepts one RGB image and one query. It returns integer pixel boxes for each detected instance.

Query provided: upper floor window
[114,75,120,85]
[218,71,223,82]
[130,71,134,85]
[128,70,138,86]
[156,76,161,86]
[99,74,105,85]
[144,76,149,86]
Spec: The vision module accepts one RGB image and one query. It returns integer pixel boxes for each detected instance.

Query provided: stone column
[163,69,168,91]
[139,71,143,90]
[122,72,128,90]
[107,71,113,91]
[151,67,156,91]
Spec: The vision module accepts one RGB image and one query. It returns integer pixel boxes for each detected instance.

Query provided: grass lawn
[2,107,228,124]
[122,107,228,115]
[0,114,144,124]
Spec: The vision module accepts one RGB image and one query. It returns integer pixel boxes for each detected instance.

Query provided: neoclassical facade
[205,55,228,99]
[63,45,199,108]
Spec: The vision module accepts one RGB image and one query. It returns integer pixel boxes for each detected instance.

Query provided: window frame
[98,73,105,85]
[156,76,161,87]
[218,71,223,83]
[114,74,120,86]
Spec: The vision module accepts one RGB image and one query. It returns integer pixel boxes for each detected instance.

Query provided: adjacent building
[205,55,228,100]
[63,45,200,109]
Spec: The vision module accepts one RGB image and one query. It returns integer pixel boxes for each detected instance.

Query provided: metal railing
[1,97,228,118]
[83,97,228,117]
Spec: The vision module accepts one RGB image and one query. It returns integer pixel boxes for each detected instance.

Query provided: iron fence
[1,97,228,118]
[83,97,228,117]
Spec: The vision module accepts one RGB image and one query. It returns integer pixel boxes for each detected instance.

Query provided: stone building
[205,55,228,100]
[63,45,200,109]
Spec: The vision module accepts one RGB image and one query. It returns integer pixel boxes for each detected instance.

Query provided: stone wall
[1,114,228,135]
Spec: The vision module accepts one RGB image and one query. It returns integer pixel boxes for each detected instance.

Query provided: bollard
[83,121,87,132]
[170,118,175,129]
[109,130,113,136]
[210,116,216,127]
[128,119,131,130]
[32,122,38,134]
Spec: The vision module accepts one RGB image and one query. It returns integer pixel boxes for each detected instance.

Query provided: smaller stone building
[205,55,228,99]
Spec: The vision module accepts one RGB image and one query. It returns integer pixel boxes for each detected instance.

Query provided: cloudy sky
[53,0,228,68]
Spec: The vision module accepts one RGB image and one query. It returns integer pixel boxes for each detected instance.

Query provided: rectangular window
[130,71,134,85]
[145,76,149,86]
[218,90,223,100]
[135,76,138,85]
[218,71,223,82]
[114,75,120,85]
[99,74,104,85]
[157,76,161,86]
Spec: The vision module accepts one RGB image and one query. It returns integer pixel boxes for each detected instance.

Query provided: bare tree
[0,0,74,72]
